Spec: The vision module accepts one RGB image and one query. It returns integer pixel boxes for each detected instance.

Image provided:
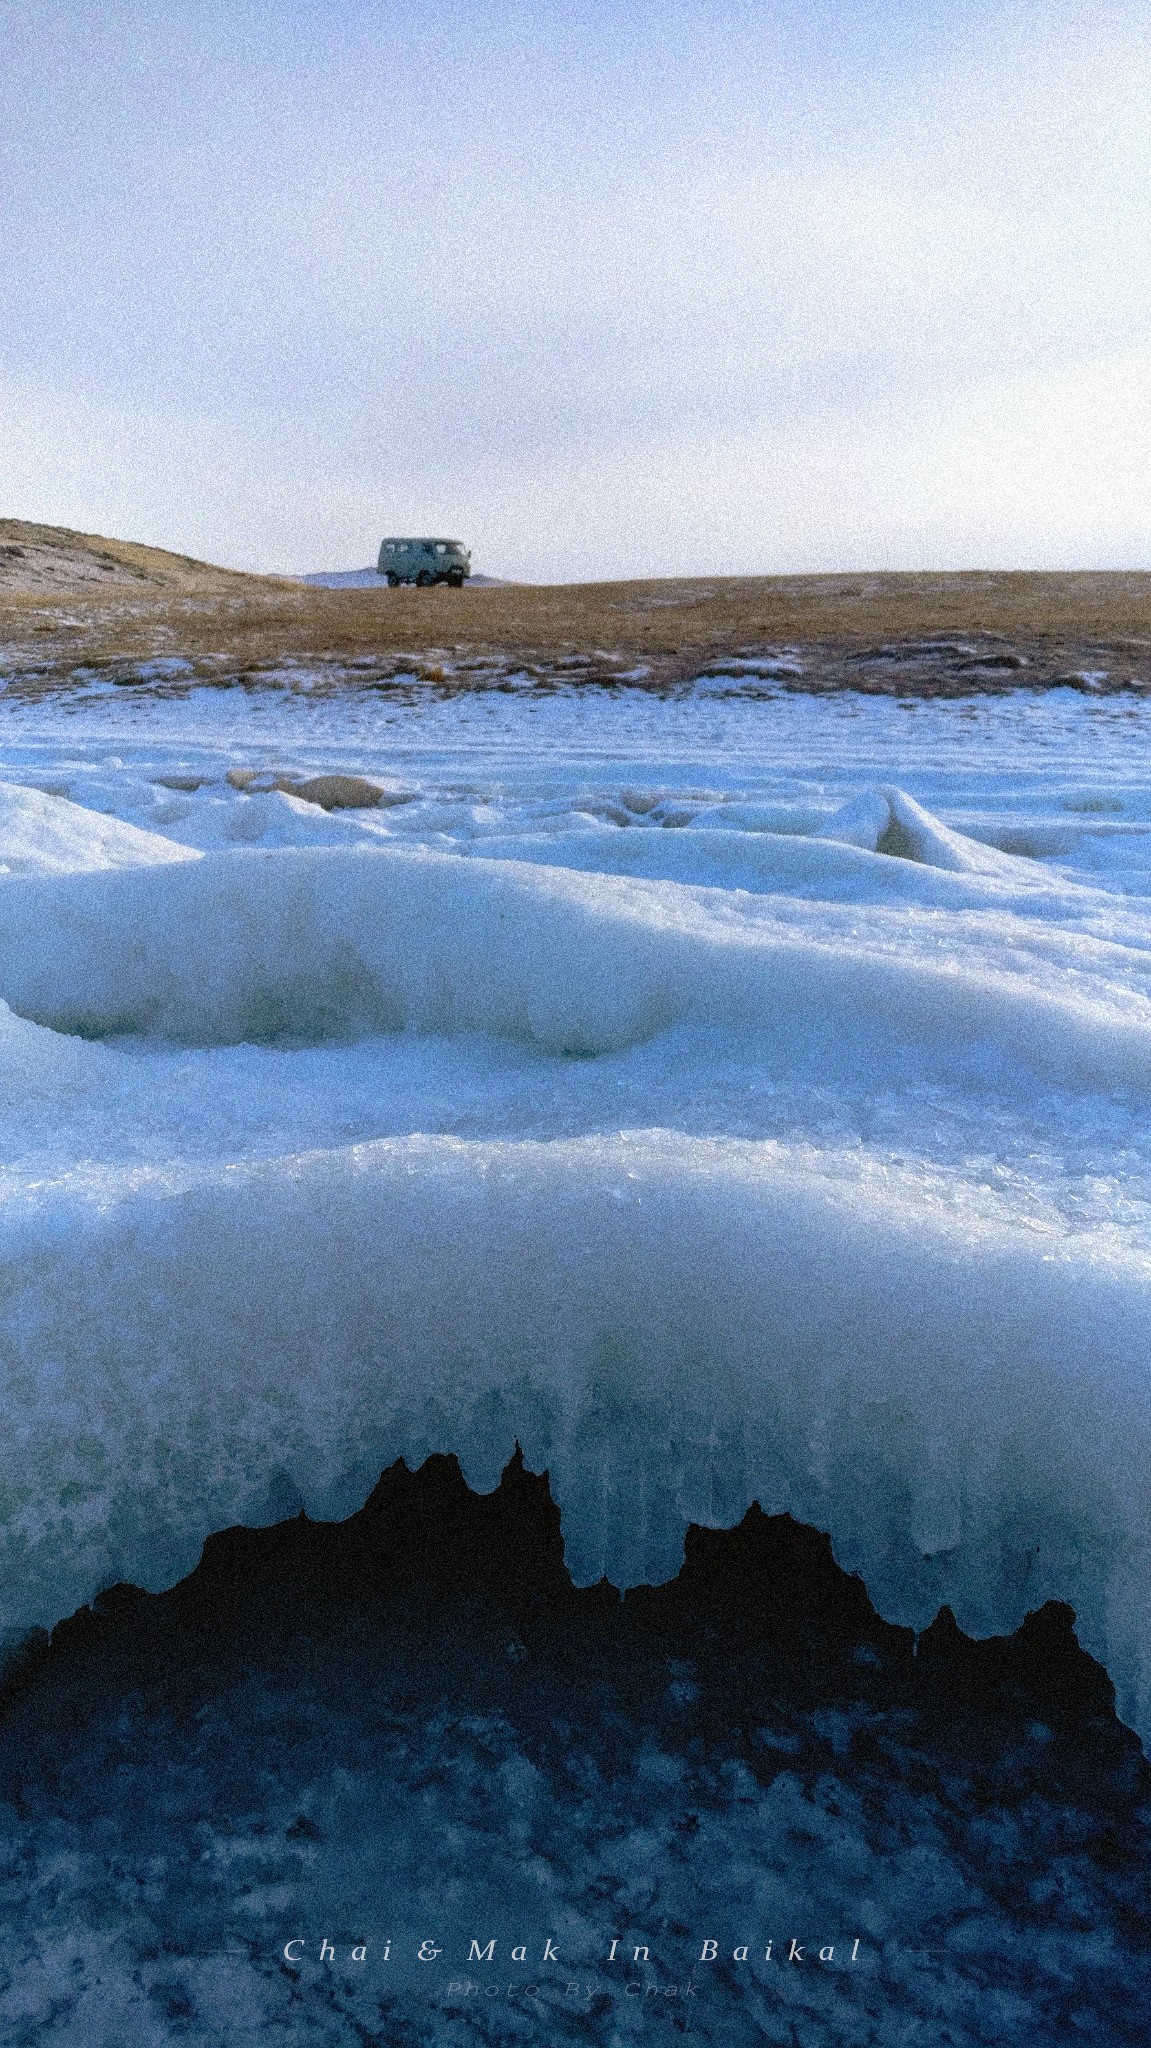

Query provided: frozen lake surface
[1,683,1151,1698]
[2,680,1151,2043]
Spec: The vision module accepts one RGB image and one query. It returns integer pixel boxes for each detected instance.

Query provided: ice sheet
[1,684,1151,1734]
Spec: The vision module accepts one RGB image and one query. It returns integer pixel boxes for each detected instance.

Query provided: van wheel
[416,570,432,587]
[385,572,399,587]
[447,569,464,587]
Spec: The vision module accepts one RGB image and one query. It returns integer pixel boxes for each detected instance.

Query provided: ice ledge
[1,1127,1151,1734]
[3,1450,1140,1774]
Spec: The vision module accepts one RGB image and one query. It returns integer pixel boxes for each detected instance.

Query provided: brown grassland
[3,518,1151,694]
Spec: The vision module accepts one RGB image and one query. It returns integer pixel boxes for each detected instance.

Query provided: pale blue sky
[1,1,1149,578]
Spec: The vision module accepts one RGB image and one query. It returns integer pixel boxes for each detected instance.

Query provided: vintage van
[377,538,471,587]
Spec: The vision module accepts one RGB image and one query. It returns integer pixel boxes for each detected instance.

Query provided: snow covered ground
[1,677,1151,2040]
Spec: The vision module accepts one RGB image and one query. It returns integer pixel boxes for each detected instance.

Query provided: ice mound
[0,998,110,1108]
[0,845,1147,1092]
[616,789,1041,880]
[465,788,1078,906]
[0,781,200,875]
[148,785,387,851]
[822,786,1042,877]
[459,821,1108,912]
[4,1129,1151,1738]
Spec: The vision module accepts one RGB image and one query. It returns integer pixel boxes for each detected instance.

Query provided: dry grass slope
[0,518,287,596]
[3,521,1151,694]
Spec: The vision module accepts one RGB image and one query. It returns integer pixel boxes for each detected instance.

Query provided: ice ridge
[3,766,1151,1744]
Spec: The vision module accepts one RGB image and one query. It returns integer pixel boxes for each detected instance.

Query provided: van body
[378,537,471,587]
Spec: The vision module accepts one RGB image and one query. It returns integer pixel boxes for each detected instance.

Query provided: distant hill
[0,519,286,596]
[302,568,386,589]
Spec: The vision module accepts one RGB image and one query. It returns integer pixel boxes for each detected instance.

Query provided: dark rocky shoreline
[5,634,1151,699]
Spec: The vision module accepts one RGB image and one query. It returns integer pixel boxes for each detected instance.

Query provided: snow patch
[0,781,199,875]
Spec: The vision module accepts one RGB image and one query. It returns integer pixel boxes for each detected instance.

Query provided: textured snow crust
[0,778,200,875]
[2,688,1151,1734]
